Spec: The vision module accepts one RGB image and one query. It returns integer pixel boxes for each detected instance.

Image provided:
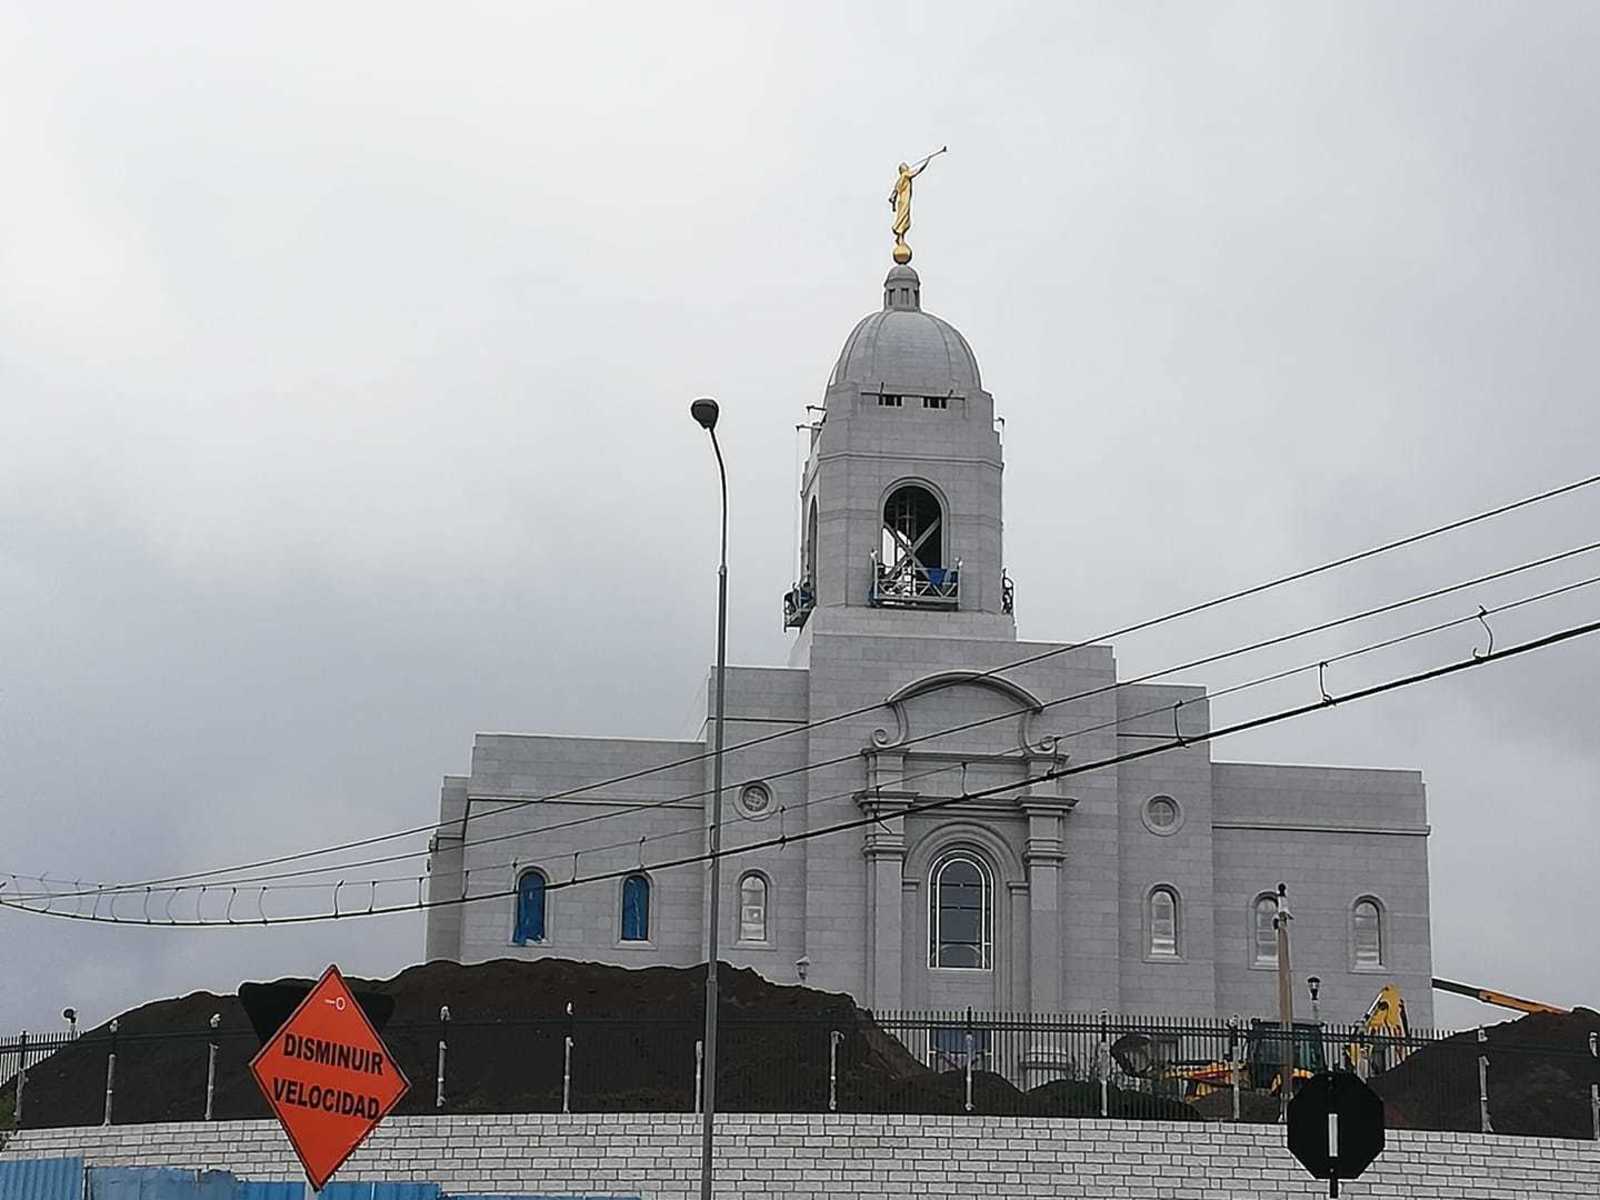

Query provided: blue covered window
[513,869,547,945]
[621,873,651,941]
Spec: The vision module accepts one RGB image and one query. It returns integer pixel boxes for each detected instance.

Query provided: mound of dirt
[9,959,1213,1128]
[1190,1088,1283,1124]
[1371,1007,1600,1139]
[14,959,1185,1128]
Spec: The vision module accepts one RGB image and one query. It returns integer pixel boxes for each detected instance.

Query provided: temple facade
[424,260,1434,1028]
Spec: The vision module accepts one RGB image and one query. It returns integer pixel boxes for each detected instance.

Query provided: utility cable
[12,551,1600,905]
[6,613,1595,927]
[26,469,1595,897]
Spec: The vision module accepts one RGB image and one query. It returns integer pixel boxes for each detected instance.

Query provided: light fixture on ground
[690,395,727,1200]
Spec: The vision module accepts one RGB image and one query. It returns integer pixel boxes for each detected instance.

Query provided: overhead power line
[6,613,1596,928]
[14,548,1600,907]
[12,539,1600,907]
[32,467,1593,897]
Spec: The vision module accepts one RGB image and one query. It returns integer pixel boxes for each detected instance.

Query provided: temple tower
[785,264,1016,650]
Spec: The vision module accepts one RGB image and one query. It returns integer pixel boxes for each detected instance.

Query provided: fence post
[14,1030,25,1127]
[435,1006,449,1110]
[562,1001,573,1115]
[562,1035,573,1114]
[1227,1014,1240,1122]
[1589,1031,1597,1142]
[695,1040,704,1114]
[103,1020,118,1127]
[963,1036,975,1114]
[1477,1026,1492,1134]
[204,1014,220,1120]
[832,1036,844,1120]
[1098,1010,1110,1118]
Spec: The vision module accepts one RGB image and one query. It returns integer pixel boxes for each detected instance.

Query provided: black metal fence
[3,1011,1596,1140]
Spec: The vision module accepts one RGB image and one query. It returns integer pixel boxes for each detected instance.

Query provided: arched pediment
[872,670,1059,755]
[884,670,1043,712]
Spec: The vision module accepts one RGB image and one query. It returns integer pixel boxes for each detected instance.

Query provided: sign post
[249,964,410,1191]
[1288,1072,1385,1198]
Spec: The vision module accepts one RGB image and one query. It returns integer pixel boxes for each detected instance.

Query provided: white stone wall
[6,1115,1598,1198]
[425,620,1436,1024]
[1210,763,1433,1028]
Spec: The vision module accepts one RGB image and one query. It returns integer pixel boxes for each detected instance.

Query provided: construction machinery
[1343,982,1411,1078]
[1112,979,1566,1102]
[1432,977,1569,1015]
[1111,1018,1328,1098]
[1113,983,1421,1099]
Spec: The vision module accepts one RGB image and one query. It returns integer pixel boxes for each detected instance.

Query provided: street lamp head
[690,397,720,431]
[62,1008,76,1023]
[1307,976,1321,1000]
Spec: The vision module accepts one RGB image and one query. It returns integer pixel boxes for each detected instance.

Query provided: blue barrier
[2,1163,639,1200]
[0,1157,84,1200]
[233,1185,303,1200]
[86,1168,242,1200]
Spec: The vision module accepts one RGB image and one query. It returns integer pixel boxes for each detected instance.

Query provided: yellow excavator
[1112,979,1569,1099]
[1343,983,1411,1077]
[1342,978,1570,1078]
[1431,977,1569,1016]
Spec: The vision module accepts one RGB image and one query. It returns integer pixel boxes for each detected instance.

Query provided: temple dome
[828,266,982,396]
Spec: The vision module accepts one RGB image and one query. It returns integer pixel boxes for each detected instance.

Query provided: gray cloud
[2,2,1597,1032]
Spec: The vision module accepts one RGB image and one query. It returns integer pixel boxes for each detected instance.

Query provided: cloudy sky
[2,2,1597,1034]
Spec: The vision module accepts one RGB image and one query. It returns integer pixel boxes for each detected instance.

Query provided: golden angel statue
[888,146,946,264]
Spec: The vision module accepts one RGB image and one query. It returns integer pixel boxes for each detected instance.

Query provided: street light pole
[690,397,728,1200]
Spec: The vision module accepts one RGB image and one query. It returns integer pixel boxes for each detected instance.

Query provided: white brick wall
[6,1114,1598,1198]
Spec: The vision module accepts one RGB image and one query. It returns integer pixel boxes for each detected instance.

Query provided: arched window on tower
[929,852,992,969]
[620,874,651,942]
[513,869,546,945]
[874,483,959,609]
[805,496,819,586]
[785,497,820,630]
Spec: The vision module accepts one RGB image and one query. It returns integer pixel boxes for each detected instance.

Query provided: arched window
[1253,894,1279,966]
[513,868,547,945]
[876,483,958,607]
[883,484,944,572]
[1148,886,1180,958]
[1353,898,1384,967]
[929,852,991,970]
[620,873,651,942]
[738,872,769,943]
[804,497,819,587]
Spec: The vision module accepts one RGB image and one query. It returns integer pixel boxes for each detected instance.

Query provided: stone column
[1023,804,1065,1014]
[862,749,908,1010]
[864,812,906,1010]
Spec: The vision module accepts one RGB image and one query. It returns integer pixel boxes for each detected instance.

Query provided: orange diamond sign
[249,964,410,1191]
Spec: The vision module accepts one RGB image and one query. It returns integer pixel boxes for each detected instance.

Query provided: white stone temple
[424,256,1433,1027]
